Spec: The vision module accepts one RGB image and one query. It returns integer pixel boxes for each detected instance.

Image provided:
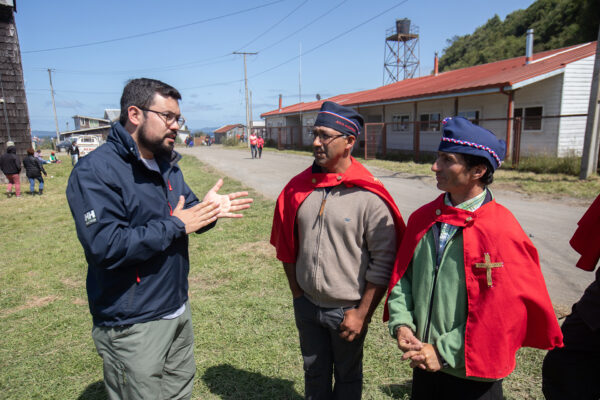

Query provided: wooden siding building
[262,41,597,158]
[0,0,30,162]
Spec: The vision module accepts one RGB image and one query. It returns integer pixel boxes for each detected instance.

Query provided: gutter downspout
[500,87,514,160]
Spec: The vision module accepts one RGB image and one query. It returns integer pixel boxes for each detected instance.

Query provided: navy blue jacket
[66,122,212,327]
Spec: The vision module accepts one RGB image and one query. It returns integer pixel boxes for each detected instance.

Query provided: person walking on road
[66,78,253,400]
[68,141,80,166]
[249,131,258,159]
[0,141,21,198]
[385,117,563,400]
[23,147,47,195]
[257,135,264,159]
[271,101,405,399]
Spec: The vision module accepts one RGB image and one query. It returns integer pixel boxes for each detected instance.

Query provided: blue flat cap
[438,117,506,170]
[314,101,364,137]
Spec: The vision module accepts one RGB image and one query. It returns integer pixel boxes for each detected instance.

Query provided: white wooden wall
[558,55,594,156]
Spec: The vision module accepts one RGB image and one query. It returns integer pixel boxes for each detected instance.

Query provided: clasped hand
[173,178,253,234]
[396,326,443,372]
[338,308,367,343]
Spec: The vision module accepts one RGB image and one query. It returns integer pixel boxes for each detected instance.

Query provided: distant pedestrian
[0,141,21,198]
[49,151,61,163]
[35,149,49,164]
[23,147,47,195]
[68,141,80,166]
[249,131,258,159]
[257,135,264,158]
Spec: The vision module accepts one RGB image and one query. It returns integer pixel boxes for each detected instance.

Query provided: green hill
[439,0,599,72]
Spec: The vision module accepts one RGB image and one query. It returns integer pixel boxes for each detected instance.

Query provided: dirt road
[181,145,596,309]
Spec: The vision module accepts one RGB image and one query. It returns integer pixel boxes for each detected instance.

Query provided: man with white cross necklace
[383,117,563,400]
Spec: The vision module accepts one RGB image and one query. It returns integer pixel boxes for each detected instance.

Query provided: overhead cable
[22,0,286,54]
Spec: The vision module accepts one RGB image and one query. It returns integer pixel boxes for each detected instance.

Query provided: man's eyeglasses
[139,108,185,127]
[312,131,347,142]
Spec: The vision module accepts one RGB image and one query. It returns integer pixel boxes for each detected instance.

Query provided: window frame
[419,112,442,132]
[514,106,543,131]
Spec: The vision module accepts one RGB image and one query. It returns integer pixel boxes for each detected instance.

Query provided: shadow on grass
[202,363,302,399]
[78,381,107,400]
[380,380,412,399]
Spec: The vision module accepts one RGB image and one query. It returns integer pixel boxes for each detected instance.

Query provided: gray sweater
[295,185,397,308]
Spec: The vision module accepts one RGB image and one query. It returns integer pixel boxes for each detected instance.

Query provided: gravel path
[180,145,596,309]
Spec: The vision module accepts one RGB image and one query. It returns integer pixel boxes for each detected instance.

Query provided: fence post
[511,117,522,168]
[413,121,420,162]
[580,28,600,179]
[382,123,387,158]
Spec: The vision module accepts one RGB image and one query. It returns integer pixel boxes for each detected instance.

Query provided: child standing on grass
[23,147,47,195]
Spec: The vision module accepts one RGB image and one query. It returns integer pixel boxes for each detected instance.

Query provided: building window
[515,106,543,130]
[458,110,480,124]
[391,114,410,132]
[419,113,441,131]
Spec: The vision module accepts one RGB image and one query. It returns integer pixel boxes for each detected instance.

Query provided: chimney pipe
[278,94,282,110]
[434,52,439,76]
[525,29,534,64]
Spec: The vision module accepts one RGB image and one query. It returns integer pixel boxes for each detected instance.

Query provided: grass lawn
[0,153,551,399]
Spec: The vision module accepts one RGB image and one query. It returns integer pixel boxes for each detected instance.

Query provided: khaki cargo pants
[92,303,196,400]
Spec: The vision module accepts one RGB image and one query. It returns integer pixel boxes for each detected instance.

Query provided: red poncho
[384,195,563,379]
[270,157,405,263]
[570,194,600,271]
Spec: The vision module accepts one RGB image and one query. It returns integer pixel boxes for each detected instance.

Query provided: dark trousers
[251,144,257,158]
[542,306,600,400]
[411,368,503,400]
[258,147,262,158]
[293,295,365,400]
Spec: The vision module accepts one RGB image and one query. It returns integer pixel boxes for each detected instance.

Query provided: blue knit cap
[314,101,364,137]
[438,117,506,170]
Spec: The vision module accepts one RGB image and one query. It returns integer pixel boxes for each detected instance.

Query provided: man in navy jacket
[66,78,252,400]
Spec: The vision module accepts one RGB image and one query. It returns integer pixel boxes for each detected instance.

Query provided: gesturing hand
[172,195,220,234]
[203,178,253,218]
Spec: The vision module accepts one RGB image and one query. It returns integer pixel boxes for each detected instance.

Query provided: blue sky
[17,0,535,132]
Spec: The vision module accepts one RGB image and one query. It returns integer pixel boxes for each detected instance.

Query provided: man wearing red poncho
[271,101,405,399]
[384,117,563,399]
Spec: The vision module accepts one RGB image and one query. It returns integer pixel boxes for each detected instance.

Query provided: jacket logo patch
[84,210,97,226]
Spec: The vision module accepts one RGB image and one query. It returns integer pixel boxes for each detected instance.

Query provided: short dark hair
[119,78,182,125]
[461,153,495,185]
[27,147,35,156]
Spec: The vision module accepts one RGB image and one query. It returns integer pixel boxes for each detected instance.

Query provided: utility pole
[47,68,60,142]
[0,72,11,142]
[580,28,600,179]
[233,52,257,148]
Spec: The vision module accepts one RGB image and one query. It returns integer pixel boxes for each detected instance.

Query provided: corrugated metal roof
[214,124,243,134]
[262,41,596,117]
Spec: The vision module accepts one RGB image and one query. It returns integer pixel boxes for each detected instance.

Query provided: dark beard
[138,122,173,158]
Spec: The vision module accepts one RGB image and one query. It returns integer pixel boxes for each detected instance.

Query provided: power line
[29,55,236,76]
[181,0,408,91]
[256,0,349,54]
[251,0,409,79]
[22,0,286,54]
[234,0,308,53]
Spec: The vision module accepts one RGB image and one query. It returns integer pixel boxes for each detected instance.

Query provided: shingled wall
[0,4,31,169]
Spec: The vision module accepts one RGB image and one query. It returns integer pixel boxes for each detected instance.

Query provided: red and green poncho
[270,157,405,264]
[384,194,563,379]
